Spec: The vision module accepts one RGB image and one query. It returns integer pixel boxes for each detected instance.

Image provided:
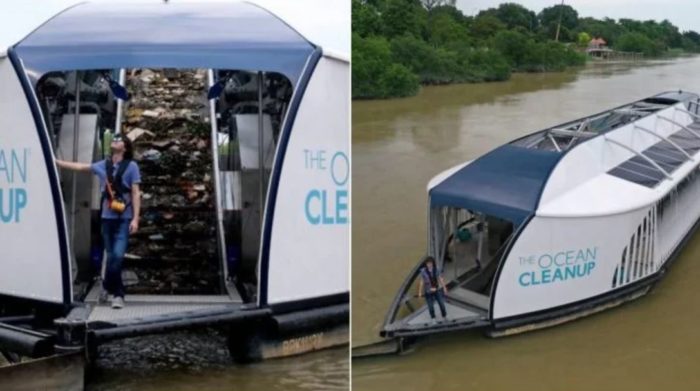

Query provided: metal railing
[207,70,229,292]
[633,124,693,160]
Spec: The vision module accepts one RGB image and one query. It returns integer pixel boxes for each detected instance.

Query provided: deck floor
[406,302,482,326]
[84,285,240,323]
[87,303,236,323]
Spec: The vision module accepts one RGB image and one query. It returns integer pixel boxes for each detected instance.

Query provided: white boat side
[495,93,700,319]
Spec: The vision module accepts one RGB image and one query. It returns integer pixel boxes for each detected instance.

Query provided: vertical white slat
[619,247,626,286]
[626,232,635,284]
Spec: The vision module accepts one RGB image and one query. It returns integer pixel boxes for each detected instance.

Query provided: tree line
[353,0,700,99]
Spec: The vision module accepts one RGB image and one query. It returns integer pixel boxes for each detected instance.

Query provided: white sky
[457,0,700,32]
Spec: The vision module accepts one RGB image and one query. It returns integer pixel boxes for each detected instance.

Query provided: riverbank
[352,32,586,100]
[353,51,698,101]
[352,1,700,100]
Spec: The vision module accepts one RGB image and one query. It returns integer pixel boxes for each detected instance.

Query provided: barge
[0,0,349,363]
[382,91,700,339]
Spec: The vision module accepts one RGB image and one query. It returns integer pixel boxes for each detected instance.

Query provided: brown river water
[87,330,348,391]
[352,56,700,391]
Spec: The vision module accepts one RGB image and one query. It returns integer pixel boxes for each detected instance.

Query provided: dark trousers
[102,219,129,298]
[425,290,447,319]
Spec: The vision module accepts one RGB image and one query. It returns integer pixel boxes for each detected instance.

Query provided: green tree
[352,33,419,98]
[479,3,537,31]
[352,0,381,37]
[391,35,460,84]
[380,63,421,97]
[577,31,591,47]
[492,30,530,67]
[381,0,428,38]
[348,0,700,99]
[390,34,438,76]
[538,4,578,41]
[658,19,682,48]
[470,14,506,40]
[461,48,511,81]
[429,4,472,25]
[420,0,455,10]
[427,11,471,47]
[615,32,663,55]
[683,30,700,46]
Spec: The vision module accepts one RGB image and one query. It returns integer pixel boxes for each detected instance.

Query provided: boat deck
[81,284,243,324]
[386,295,488,337]
[405,301,482,326]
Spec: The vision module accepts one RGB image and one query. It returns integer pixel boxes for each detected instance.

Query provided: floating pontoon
[382,91,700,339]
[0,1,348,363]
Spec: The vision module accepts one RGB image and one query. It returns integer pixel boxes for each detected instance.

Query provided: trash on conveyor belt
[121,69,220,295]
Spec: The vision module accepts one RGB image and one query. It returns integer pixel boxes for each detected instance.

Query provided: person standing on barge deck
[56,133,141,309]
[418,256,448,323]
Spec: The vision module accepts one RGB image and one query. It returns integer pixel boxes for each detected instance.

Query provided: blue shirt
[91,159,141,220]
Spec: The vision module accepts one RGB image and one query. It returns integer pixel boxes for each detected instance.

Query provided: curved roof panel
[12,2,315,85]
[429,144,562,225]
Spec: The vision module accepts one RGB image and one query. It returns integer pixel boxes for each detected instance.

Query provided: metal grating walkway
[83,285,241,324]
[87,303,238,323]
[405,302,482,327]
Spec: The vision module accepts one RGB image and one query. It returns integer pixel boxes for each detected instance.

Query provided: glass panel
[37,70,117,284]
[213,70,293,301]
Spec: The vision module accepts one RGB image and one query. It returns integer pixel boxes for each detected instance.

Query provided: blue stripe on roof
[429,144,562,225]
[13,2,314,86]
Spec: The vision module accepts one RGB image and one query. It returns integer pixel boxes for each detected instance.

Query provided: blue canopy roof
[13,2,315,86]
[429,144,562,225]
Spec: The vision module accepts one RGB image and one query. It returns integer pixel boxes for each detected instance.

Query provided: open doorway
[36,68,293,307]
[383,207,514,335]
[431,207,514,312]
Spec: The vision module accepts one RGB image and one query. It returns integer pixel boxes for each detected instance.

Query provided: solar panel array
[607,122,700,188]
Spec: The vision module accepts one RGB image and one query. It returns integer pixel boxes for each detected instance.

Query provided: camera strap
[105,158,132,199]
[103,159,133,216]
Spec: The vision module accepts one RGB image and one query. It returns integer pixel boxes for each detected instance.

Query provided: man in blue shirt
[57,133,141,309]
[417,256,448,323]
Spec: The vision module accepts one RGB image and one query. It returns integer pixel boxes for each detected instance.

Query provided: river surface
[86,330,348,390]
[352,56,700,391]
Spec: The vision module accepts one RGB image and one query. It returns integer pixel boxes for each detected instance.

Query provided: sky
[456,0,700,32]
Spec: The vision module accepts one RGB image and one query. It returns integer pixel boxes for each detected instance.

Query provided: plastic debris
[141,149,162,162]
[122,68,219,294]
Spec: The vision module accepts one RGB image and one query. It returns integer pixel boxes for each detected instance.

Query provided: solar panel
[608,166,661,188]
[651,142,687,160]
[620,158,666,181]
[669,132,700,154]
[607,126,699,187]
[642,146,684,171]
